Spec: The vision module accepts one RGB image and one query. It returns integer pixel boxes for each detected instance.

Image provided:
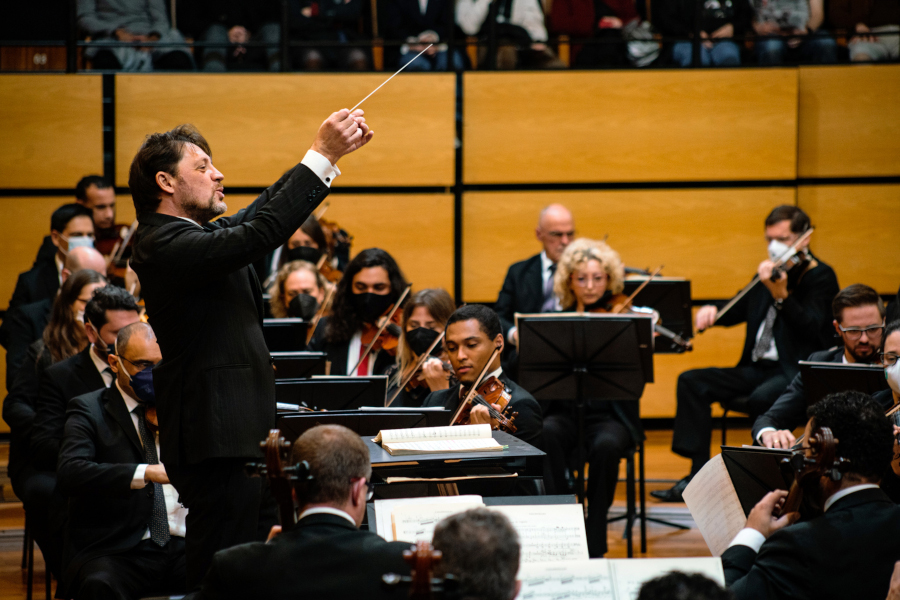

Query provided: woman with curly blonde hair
[268,260,328,319]
[553,238,626,312]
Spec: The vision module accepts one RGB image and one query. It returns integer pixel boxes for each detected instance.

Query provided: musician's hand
[887,561,900,600]
[695,305,718,332]
[266,525,282,543]
[893,425,900,438]
[311,109,374,165]
[469,405,493,425]
[422,358,450,392]
[761,429,796,449]
[746,490,799,539]
[144,464,170,485]
[759,259,789,300]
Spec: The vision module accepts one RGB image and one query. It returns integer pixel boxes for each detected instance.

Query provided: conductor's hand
[695,305,718,332]
[760,429,796,449]
[312,109,374,165]
[746,490,799,540]
[144,464,170,485]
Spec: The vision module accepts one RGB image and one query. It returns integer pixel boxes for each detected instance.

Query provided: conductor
[129,110,373,588]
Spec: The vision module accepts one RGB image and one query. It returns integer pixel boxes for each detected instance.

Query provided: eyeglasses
[572,275,607,288]
[119,355,159,371]
[880,353,900,367]
[837,323,884,340]
[545,230,575,240]
[353,477,376,501]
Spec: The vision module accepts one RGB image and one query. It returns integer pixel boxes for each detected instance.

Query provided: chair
[720,396,752,446]
[22,513,52,600]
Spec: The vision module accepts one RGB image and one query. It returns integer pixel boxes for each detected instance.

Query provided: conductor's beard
[183,188,227,224]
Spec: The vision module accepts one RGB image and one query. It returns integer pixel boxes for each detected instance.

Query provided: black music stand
[263,318,308,352]
[622,277,693,354]
[720,446,792,515]
[275,376,388,410]
[799,361,890,406]
[271,351,328,380]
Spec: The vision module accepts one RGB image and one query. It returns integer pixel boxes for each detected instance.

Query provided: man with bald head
[494,204,576,347]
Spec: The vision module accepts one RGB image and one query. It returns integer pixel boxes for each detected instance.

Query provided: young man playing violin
[422,304,543,449]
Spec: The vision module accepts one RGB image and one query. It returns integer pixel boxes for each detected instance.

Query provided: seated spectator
[190,0,281,72]
[829,0,899,63]
[751,0,836,65]
[289,0,369,70]
[637,571,733,600]
[382,0,465,70]
[268,261,328,319]
[77,0,194,71]
[457,0,565,68]
[57,322,187,600]
[552,0,658,67]
[655,0,750,67]
[191,424,411,599]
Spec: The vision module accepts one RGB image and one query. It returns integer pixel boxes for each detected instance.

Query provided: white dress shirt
[347,330,381,377]
[55,254,65,286]
[507,251,557,343]
[298,506,357,526]
[89,346,115,388]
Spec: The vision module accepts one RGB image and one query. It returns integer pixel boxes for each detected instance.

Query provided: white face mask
[76,310,85,323]
[767,239,796,263]
[886,361,900,394]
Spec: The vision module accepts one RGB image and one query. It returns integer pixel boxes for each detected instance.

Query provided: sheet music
[391,501,485,542]
[385,438,502,453]
[491,504,590,563]
[377,423,491,444]
[517,560,614,600]
[373,496,484,541]
[682,454,747,556]
[608,557,725,600]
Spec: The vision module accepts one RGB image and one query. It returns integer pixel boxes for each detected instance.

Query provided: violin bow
[612,265,663,314]
[450,346,501,426]
[305,286,336,345]
[350,285,411,375]
[313,201,330,221]
[385,330,446,407]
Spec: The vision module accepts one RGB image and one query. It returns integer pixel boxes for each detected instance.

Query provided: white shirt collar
[298,506,357,526]
[540,250,554,273]
[55,254,64,284]
[174,215,202,228]
[486,367,503,380]
[90,346,113,385]
[841,352,849,364]
[117,380,141,412]
[824,483,880,512]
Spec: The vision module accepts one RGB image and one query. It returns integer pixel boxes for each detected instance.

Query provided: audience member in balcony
[457,0,565,68]
[551,0,659,67]
[289,0,369,70]
[190,0,282,72]
[829,0,899,63]
[655,0,751,67]
[750,0,836,65]
[77,0,194,71]
[382,0,465,70]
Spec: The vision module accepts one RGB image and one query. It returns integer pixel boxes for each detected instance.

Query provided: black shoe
[650,475,691,502]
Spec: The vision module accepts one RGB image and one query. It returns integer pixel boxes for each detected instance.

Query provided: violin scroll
[778,425,848,517]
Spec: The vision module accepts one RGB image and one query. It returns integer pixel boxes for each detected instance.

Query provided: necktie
[134,405,171,547]
[541,264,557,313]
[357,343,371,376]
[752,305,778,362]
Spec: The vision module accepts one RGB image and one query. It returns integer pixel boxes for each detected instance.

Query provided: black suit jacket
[32,346,107,471]
[422,372,544,449]
[131,163,328,466]
[381,0,456,41]
[494,254,545,340]
[1,297,52,389]
[715,256,839,379]
[2,341,52,483]
[723,488,900,600]
[8,260,60,312]
[191,513,410,600]
[56,385,169,598]
[306,317,396,376]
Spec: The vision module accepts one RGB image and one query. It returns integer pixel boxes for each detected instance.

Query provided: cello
[777,424,847,518]
[245,429,314,530]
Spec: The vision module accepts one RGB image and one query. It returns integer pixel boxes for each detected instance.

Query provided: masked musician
[421,304,543,448]
[653,205,839,502]
[386,288,456,408]
[268,260,328,320]
[255,216,329,288]
[307,248,408,376]
[882,320,900,408]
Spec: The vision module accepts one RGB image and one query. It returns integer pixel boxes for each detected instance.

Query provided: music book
[373,424,503,455]
[682,454,749,557]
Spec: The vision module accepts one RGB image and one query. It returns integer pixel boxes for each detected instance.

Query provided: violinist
[881,320,900,408]
[654,206,839,502]
[542,238,643,558]
[422,304,543,448]
[267,260,329,320]
[74,176,128,263]
[386,288,456,407]
[722,391,900,600]
[307,248,408,376]
[256,216,329,288]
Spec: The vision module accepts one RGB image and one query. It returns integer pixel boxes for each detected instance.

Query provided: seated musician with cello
[542,238,644,557]
[307,248,409,376]
[723,391,900,599]
[267,260,329,320]
[422,304,543,448]
[386,288,457,407]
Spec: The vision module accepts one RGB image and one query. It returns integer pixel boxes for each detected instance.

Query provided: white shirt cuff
[132,464,149,489]
[507,326,518,344]
[301,150,341,187]
[728,527,766,553]
[756,427,776,445]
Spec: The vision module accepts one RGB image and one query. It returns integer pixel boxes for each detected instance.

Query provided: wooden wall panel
[0,75,103,188]
[798,65,900,177]
[798,184,900,294]
[464,70,798,184]
[115,74,455,188]
[462,188,796,303]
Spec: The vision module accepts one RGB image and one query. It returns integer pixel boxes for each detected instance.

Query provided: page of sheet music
[391,502,485,542]
[490,504,590,563]
[379,423,491,444]
[373,496,484,541]
[609,557,725,600]
[682,454,747,557]
[385,438,502,453]
[517,560,614,600]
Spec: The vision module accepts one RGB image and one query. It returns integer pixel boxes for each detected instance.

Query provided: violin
[383,541,458,599]
[777,424,847,518]
[770,247,811,283]
[586,283,693,352]
[316,253,343,284]
[451,375,518,434]
[351,286,412,374]
[245,429,313,531]
[406,359,455,392]
[102,221,139,282]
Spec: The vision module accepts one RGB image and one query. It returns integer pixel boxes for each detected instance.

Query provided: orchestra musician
[386,288,456,407]
[307,248,408,376]
[541,238,644,557]
[255,216,329,288]
[653,206,839,502]
[267,260,328,320]
[129,110,372,589]
[881,320,900,408]
[74,175,125,259]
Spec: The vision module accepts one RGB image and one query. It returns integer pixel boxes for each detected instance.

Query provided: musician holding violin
[654,206,839,502]
[267,260,329,320]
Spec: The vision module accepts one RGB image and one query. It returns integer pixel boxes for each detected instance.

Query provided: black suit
[671,258,839,472]
[191,513,411,600]
[723,488,900,600]
[8,259,60,312]
[1,297,52,389]
[494,254,545,341]
[57,385,185,600]
[130,161,329,588]
[307,317,396,376]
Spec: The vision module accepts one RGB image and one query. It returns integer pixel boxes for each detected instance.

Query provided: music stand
[278,410,436,439]
[720,446,792,515]
[271,351,327,380]
[274,375,388,410]
[799,361,890,406]
[622,277,693,354]
[263,318,308,352]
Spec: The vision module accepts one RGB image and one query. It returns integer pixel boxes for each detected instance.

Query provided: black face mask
[283,246,323,266]
[288,293,319,320]
[406,327,442,357]
[352,292,395,323]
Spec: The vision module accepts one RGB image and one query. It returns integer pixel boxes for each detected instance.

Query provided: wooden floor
[0,427,754,599]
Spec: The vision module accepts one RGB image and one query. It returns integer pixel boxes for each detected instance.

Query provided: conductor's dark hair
[75,175,112,201]
[51,203,94,233]
[446,305,502,340]
[432,508,520,600]
[325,248,408,344]
[765,205,811,234]
[807,391,894,481]
[84,285,141,331]
[128,124,212,217]
[832,284,885,322]
[291,425,371,506]
[637,572,734,600]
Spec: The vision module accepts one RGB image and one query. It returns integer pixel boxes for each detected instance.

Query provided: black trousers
[73,537,186,600]
[167,458,278,590]
[672,362,790,474]
[542,412,633,557]
[13,466,63,579]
